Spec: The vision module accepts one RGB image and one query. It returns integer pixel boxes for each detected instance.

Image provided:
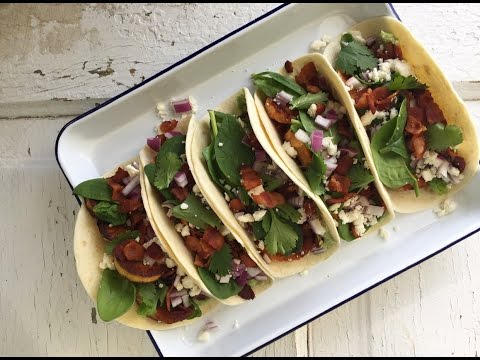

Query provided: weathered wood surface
[0,3,479,357]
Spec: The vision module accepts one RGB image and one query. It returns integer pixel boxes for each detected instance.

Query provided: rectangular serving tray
[56,3,480,357]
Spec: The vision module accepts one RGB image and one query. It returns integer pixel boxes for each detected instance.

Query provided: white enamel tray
[56,3,480,357]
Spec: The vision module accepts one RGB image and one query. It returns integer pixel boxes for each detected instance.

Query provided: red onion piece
[231,262,246,278]
[325,157,338,177]
[326,109,338,120]
[122,177,131,185]
[171,98,192,114]
[340,146,359,158]
[366,36,376,47]
[311,130,324,153]
[147,136,162,151]
[308,218,325,235]
[131,161,139,170]
[315,115,334,130]
[174,171,188,188]
[143,254,157,266]
[345,76,363,89]
[246,267,262,279]
[165,131,182,139]
[294,129,310,144]
[181,294,190,308]
[255,149,267,162]
[312,246,327,255]
[127,185,141,199]
[171,297,183,308]
[273,91,294,106]
[170,289,188,299]
[121,175,140,196]
[235,269,248,287]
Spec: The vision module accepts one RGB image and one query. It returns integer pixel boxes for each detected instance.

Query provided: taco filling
[144,119,268,301]
[203,99,332,262]
[333,30,465,196]
[73,161,204,324]
[252,61,387,240]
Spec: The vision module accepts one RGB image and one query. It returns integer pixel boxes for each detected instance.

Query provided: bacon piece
[85,198,97,212]
[107,178,143,213]
[318,76,330,92]
[145,243,164,261]
[98,223,129,241]
[408,135,426,160]
[159,120,178,133]
[153,305,193,324]
[371,40,397,60]
[171,186,188,202]
[325,193,355,206]
[452,156,466,173]
[137,220,155,244]
[264,97,295,125]
[425,102,447,125]
[111,167,129,184]
[194,254,207,267]
[122,240,145,261]
[295,62,318,89]
[238,284,255,300]
[202,227,224,251]
[251,192,285,209]
[199,241,215,260]
[185,236,203,254]
[284,130,312,167]
[240,166,263,191]
[240,253,258,268]
[303,199,316,218]
[350,88,372,110]
[315,103,326,116]
[306,84,321,94]
[336,118,354,139]
[405,107,427,135]
[335,155,354,176]
[243,131,263,150]
[301,222,315,254]
[129,210,145,228]
[375,90,399,111]
[229,198,245,213]
[350,224,361,239]
[328,174,351,194]
[368,86,394,113]
[284,60,293,73]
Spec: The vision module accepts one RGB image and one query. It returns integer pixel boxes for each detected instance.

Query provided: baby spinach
[172,194,221,230]
[299,111,317,135]
[428,178,448,195]
[97,269,136,322]
[157,135,186,159]
[379,99,409,159]
[252,71,306,97]
[290,92,327,110]
[93,201,127,226]
[337,221,356,242]
[187,300,202,320]
[73,178,112,201]
[197,267,242,299]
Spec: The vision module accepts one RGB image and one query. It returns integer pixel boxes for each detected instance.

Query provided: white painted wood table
[1,3,479,357]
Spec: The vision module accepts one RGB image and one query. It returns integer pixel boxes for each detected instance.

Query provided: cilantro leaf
[252,71,306,97]
[290,92,327,110]
[299,110,317,135]
[426,123,463,151]
[380,30,398,45]
[275,203,301,223]
[264,210,298,255]
[214,112,255,186]
[348,164,375,191]
[252,221,266,240]
[290,119,303,133]
[172,194,221,230]
[154,152,183,190]
[93,201,127,226]
[388,72,426,91]
[261,173,284,191]
[379,98,409,158]
[105,230,140,255]
[73,178,112,202]
[335,34,377,76]
[304,152,327,195]
[262,210,272,233]
[208,243,233,277]
[136,282,167,317]
[428,178,448,195]
[157,135,186,159]
[144,164,178,202]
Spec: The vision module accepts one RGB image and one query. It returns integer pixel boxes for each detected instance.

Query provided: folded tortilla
[323,16,479,213]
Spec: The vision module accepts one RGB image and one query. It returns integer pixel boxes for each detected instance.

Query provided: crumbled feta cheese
[232,320,239,329]
[224,192,230,202]
[158,283,164,288]
[350,30,366,43]
[387,58,413,77]
[224,184,232,191]
[99,253,115,270]
[248,184,265,197]
[182,276,195,289]
[175,223,184,233]
[188,96,198,114]
[322,137,337,157]
[175,282,184,291]
[181,225,191,237]
[389,107,398,119]
[189,286,201,297]
[329,203,341,212]
[180,203,189,210]
[307,103,317,118]
[134,236,140,242]
[237,213,255,223]
[192,184,200,195]
[124,164,140,177]
[339,209,361,224]
[296,208,307,225]
[282,141,297,158]
[219,274,232,284]
[421,169,435,182]
[257,240,265,250]
[434,199,457,217]
[219,225,230,236]
[310,39,328,52]
[361,110,388,126]
[165,257,176,269]
[379,228,390,240]
[253,210,267,221]
[197,330,210,343]
[156,102,167,117]
[299,270,309,277]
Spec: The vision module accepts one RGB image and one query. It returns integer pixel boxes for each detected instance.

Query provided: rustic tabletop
[1,3,479,357]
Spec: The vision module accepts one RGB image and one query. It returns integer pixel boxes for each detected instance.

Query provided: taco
[73,159,215,330]
[187,88,340,278]
[252,54,395,241]
[323,16,479,213]
[139,115,272,305]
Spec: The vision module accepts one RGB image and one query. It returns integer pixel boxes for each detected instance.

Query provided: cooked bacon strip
[301,222,315,253]
[336,118,354,140]
[375,90,399,111]
[202,227,224,251]
[284,130,312,167]
[243,131,263,150]
[405,106,427,135]
[335,155,354,176]
[238,284,255,300]
[153,304,193,324]
[264,97,295,124]
[251,192,285,209]
[229,198,245,213]
[240,166,286,208]
[145,243,164,261]
[408,134,426,160]
[440,149,466,173]
[295,62,318,89]
[315,103,326,115]
[111,167,129,184]
[303,199,316,218]
[107,178,143,213]
[425,102,447,125]
[137,220,155,245]
[123,240,145,261]
[240,166,262,191]
[306,84,321,94]
[171,186,188,202]
[185,235,203,254]
[350,88,371,110]
[194,254,207,267]
[284,60,293,73]
[240,253,258,268]
[98,223,129,241]
[328,174,351,194]
[325,193,355,206]
[159,120,178,133]
[129,210,145,228]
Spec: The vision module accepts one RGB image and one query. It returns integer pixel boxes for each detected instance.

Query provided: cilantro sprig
[208,243,233,277]
[264,209,298,255]
[335,33,377,76]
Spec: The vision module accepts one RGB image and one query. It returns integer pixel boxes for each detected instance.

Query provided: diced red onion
[181,294,190,308]
[366,36,376,47]
[171,289,187,299]
[121,175,140,196]
[325,157,338,178]
[365,205,385,217]
[205,321,218,330]
[345,76,362,89]
[358,196,370,207]
[340,146,359,158]
[246,267,262,279]
[127,185,141,199]
[254,275,268,281]
[263,253,272,264]
[273,91,294,106]
[165,131,182,139]
[122,177,131,185]
[311,130,324,153]
[231,262,246,278]
[147,136,161,151]
[294,129,310,144]
[174,171,188,188]
[361,71,370,81]
[235,269,248,287]
[326,109,338,120]
[308,218,325,235]
[312,246,327,255]
[255,149,267,162]
[288,196,304,207]
[171,98,192,114]
[171,297,183,308]
[253,161,267,173]
[315,115,334,130]
[438,161,450,178]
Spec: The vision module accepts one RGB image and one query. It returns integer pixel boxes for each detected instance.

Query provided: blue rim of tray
[54,3,480,357]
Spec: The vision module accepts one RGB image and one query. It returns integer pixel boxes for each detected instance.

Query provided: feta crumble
[434,199,457,217]
[282,141,298,158]
[99,253,115,270]
[180,203,189,210]
[379,228,390,240]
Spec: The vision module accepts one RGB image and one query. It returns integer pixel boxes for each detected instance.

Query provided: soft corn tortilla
[73,159,216,330]
[188,88,340,278]
[323,16,479,213]
[253,54,395,236]
[139,117,272,306]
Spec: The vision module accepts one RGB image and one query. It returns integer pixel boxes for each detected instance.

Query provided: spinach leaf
[73,178,112,201]
[197,267,242,299]
[371,112,419,196]
[337,221,356,242]
[290,92,327,110]
[187,299,202,320]
[105,230,140,255]
[252,71,306,97]
[290,119,303,133]
[348,164,375,191]
[157,135,186,159]
[154,152,183,190]
[335,34,377,76]
[202,143,224,189]
[136,282,167,317]
[208,243,233,277]
[172,194,221,230]
[428,178,448,195]
[299,111,317,135]
[380,98,409,158]
[426,123,463,151]
[97,269,136,322]
[237,95,247,113]
[264,209,298,255]
[304,152,327,195]
[214,113,255,186]
[93,201,127,226]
